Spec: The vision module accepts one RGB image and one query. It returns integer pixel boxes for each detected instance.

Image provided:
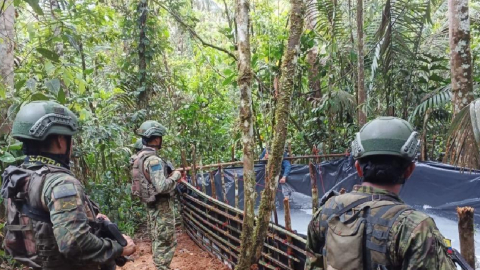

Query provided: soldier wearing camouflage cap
[130,120,182,270]
[305,117,457,270]
[1,101,136,270]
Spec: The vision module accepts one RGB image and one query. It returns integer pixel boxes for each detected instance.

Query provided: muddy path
[118,229,230,270]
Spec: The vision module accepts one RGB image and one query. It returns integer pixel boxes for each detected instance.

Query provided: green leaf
[30,92,49,101]
[0,152,15,163]
[222,74,235,86]
[26,78,37,92]
[15,79,26,90]
[25,0,44,15]
[36,48,60,63]
[57,88,66,104]
[46,78,61,95]
[0,83,5,99]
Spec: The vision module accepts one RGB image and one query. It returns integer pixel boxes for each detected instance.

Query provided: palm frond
[408,85,451,122]
[443,102,480,170]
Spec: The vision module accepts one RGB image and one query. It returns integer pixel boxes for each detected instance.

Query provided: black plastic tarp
[194,156,480,225]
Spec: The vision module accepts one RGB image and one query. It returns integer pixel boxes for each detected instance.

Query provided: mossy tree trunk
[448,0,473,117]
[356,0,366,127]
[137,0,149,109]
[234,0,256,269]
[250,0,305,265]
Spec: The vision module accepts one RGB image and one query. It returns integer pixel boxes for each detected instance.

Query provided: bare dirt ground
[118,229,230,270]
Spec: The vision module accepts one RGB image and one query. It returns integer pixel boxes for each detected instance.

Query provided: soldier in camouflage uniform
[1,101,136,270]
[131,120,182,270]
[305,117,457,270]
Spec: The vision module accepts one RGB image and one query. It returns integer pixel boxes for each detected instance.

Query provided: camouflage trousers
[147,197,177,270]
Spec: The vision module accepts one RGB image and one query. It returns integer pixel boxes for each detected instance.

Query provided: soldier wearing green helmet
[130,120,182,270]
[305,117,457,270]
[1,101,136,270]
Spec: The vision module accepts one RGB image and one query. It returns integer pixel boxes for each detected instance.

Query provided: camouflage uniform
[2,157,123,270]
[1,101,124,270]
[305,185,457,270]
[142,148,179,269]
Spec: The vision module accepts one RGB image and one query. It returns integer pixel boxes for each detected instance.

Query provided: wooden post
[309,162,319,214]
[219,163,227,204]
[209,170,217,199]
[199,156,206,193]
[191,145,197,187]
[181,149,188,181]
[457,207,475,268]
[234,170,239,209]
[283,197,293,269]
[231,144,235,162]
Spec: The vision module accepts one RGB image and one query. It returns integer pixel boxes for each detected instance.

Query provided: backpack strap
[365,204,412,269]
[138,149,156,183]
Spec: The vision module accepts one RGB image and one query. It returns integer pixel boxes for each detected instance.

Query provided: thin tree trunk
[137,0,149,108]
[356,0,366,127]
[0,0,15,136]
[250,0,305,265]
[448,0,473,117]
[234,0,256,269]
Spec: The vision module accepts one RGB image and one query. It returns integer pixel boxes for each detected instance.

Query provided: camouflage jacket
[142,148,178,196]
[304,185,457,270]
[2,156,123,269]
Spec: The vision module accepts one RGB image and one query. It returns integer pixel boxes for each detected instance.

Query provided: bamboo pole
[199,156,206,193]
[191,145,197,187]
[180,181,307,244]
[234,170,239,209]
[209,170,217,199]
[177,153,345,171]
[181,149,188,180]
[457,207,475,268]
[219,163,227,203]
[309,162,319,214]
[182,191,306,255]
[284,197,293,269]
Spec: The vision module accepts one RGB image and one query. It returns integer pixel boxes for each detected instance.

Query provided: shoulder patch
[151,163,162,172]
[53,183,77,199]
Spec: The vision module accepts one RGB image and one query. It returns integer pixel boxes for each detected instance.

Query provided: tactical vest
[319,193,412,270]
[2,164,99,270]
[131,149,159,203]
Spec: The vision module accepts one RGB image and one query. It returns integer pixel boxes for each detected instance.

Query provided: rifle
[444,239,474,270]
[97,217,133,270]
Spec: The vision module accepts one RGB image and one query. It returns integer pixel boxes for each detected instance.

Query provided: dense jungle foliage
[0,0,479,248]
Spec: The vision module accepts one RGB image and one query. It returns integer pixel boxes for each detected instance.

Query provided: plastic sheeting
[195,156,480,225]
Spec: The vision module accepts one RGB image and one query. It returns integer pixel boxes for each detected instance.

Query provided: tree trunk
[250,0,305,265]
[356,0,366,127]
[234,0,256,269]
[137,0,149,108]
[0,0,15,135]
[448,0,473,117]
[0,0,14,224]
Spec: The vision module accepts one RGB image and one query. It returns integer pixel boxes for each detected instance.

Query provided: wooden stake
[234,170,239,209]
[219,163,227,203]
[209,170,217,199]
[199,156,206,193]
[181,149,188,180]
[457,207,475,268]
[309,162,319,214]
[191,145,197,187]
[283,197,293,269]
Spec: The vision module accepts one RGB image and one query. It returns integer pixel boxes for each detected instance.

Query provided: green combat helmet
[351,116,420,161]
[12,101,78,141]
[137,120,167,138]
[133,139,143,151]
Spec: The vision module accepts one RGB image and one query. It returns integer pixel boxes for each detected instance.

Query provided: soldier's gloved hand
[121,235,136,256]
